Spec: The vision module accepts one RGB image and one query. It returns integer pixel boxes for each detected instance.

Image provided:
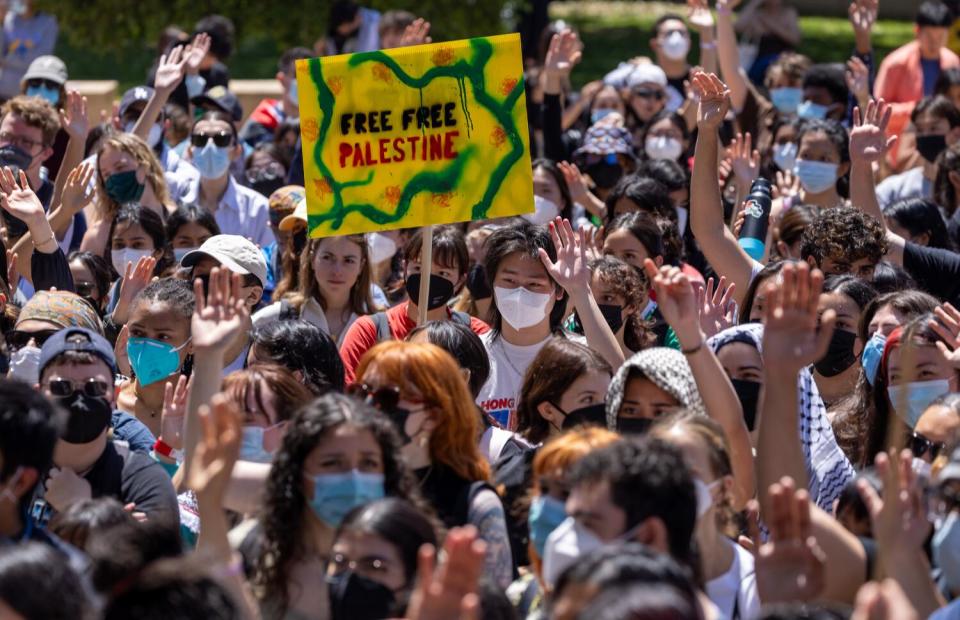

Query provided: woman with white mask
[528,159,574,226]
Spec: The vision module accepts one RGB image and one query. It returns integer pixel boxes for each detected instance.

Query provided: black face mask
[617,417,653,435]
[465,263,491,301]
[250,176,286,199]
[328,570,397,620]
[916,134,947,164]
[598,304,624,334]
[404,273,455,310]
[293,229,308,255]
[0,144,34,237]
[56,392,112,444]
[585,161,623,190]
[730,379,761,431]
[560,402,607,430]
[385,406,414,445]
[813,328,858,377]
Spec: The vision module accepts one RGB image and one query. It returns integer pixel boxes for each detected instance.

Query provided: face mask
[328,570,397,620]
[56,392,113,444]
[542,517,603,588]
[560,402,607,430]
[124,121,163,148]
[933,512,960,594]
[404,273,455,310]
[174,246,198,263]
[585,161,623,190]
[591,108,615,125]
[916,134,947,164]
[661,31,690,61]
[127,337,190,387]
[307,469,385,527]
[597,303,624,334]
[728,379,760,430]
[794,159,838,194]
[770,87,803,114]
[797,100,830,120]
[0,144,33,176]
[193,139,232,179]
[773,142,798,172]
[289,79,299,104]
[617,417,653,435]
[111,248,153,276]
[676,205,689,235]
[466,263,492,301]
[494,286,553,330]
[813,328,858,377]
[251,176,286,199]
[528,495,568,557]
[8,345,40,385]
[694,478,721,519]
[645,136,683,161]
[104,169,146,204]
[887,379,951,428]
[367,232,398,264]
[239,425,282,463]
[861,333,886,386]
[526,194,561,225]
[26,85,59,106]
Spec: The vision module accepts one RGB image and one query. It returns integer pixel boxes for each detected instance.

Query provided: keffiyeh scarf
[605,347,706,429]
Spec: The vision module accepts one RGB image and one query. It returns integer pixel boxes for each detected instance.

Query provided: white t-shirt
[705,540,761,620]
[476,332,551,430]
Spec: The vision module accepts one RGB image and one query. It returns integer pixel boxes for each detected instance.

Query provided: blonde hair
[95,133,173,218]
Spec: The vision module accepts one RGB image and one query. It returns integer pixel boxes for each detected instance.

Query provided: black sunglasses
[46,378,111,398]
[908,430,947,461]
[191,131,233,148]
[632,88,665,101]
[25,78,60,91]
[74,281,99,299]
[5,329,58,352]
[347,383,401,411]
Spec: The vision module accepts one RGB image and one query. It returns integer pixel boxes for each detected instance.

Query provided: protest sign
[296,33,534,238]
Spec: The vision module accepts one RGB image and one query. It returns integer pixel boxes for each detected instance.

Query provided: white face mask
[645,135,683,161]
[525,195,561,225]
[367,232,398,264]
[542,515,646,588]
[494,286,553,330]
[8,346,40,385]
[661,31,690,61]
[111,248,154,276]
[124,121,163,148]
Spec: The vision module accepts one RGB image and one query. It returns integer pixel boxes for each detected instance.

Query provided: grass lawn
[550,1,915,87]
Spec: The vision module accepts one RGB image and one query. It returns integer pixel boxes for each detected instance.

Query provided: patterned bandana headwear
[16,291,104,335]
[605,347,706,430]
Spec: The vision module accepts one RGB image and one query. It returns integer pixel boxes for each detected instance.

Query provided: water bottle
[737,178,773,261]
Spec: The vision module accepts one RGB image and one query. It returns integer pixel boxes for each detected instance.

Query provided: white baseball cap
[181,234,268,287]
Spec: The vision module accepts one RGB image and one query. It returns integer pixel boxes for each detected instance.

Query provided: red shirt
[339,301,490,384]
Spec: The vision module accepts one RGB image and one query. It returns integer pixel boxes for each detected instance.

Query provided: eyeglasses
[5,328,58,351]
[191,131,233,148]
[74,281,99,299]
[25,78,60,91]
[45,378,111,398]
[328,552,391,576]
[632,88,665,101]
[347,383,402,411]
[246,162,285,183]
[0,130,43,152]
[908,431,947,461]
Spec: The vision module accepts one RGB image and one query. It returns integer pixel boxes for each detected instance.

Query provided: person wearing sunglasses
[186,110,274,248]
[622,64,669,135]
[911,393,960,464]
[19,55,69,178]
[33,327,176,524]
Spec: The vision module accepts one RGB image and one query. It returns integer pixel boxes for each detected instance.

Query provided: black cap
[191,85,242,122]
[119,85,155,118]
[39,327,117,379]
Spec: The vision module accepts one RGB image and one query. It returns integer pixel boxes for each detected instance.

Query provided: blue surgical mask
[861,333,886,386]
[528,495,567,557]
[127,337,190,387]
[770,87,803,114]
[887,379,952,428]
[794,159,838,194]
[289,79,298,103]
[772,142,798,172]
[307,469,385,527]
[193,138,232,179]
[591,108,614,125]
[797,100,830,120]
[239,425,282,463]
[173,247,199,263]
[933,512,960,594]
[26,85,59,106]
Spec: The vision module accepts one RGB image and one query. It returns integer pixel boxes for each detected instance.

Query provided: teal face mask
[26,85,59,106]
[307,469,385,527]
[104,170,146,204]
[528,495,567,557]
[127,337,190,387]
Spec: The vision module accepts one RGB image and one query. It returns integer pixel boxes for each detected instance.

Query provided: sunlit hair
[356,340,490,482]
[532,427,620,494]
[95,132,173,218]
[288,235,376,316]
[221,363,313,425]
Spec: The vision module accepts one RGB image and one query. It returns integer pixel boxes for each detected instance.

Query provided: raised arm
[0,167,61,287]
[715,0,749,112]
[132,43,192,143]
[688,0,718,75]
[542,29,582,163]
[51,91,89,217]
[689,72,759,305]
[644,259,755,508]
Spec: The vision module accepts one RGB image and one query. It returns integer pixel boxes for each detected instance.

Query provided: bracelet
[153,437,184,463]
[33,233,54,247]
[700,42,717,50]
[681,340,704,355]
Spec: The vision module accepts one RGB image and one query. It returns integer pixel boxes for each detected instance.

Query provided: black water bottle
[738,178,773,261]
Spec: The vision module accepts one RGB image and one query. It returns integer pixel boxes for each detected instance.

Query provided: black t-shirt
[902,242,960,305]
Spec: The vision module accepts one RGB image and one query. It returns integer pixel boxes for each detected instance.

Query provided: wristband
[681,340,704,355]
[153,437,184,463]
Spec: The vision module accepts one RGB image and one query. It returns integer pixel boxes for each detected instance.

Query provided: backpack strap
[371,312,392,342]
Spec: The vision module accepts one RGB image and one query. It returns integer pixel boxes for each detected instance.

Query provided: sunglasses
[908,431,947,461]
[74,281,99,299]
[191,131,233,148]
[45,378,111,398]
[347,383,402,411]
[5,329,58,352]
[632,88,665,101]
[25,78,60,91]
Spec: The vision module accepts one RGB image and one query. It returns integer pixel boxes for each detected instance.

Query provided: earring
[418,434,429,448]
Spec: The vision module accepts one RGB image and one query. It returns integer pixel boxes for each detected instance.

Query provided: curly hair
[1,95,60,145]
[589,255,656,352]
[95,133,174,219]
[254,392,423,614]
[131,277,196,321]
[799,206,886,268]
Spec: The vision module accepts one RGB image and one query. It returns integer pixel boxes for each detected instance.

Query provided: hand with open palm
[539,217,591,296]
[644,259,703,349]
[58,90,89,141]
[160,374,191,451]
[154,45,189,95]
[850,99,898,165]
[405,526,486,620]
[192,267,250,354]
[692,71,731,132]
[60,162,96,216]
[543,29,582,95]
[0,167,43,226]
[185,33,211,75]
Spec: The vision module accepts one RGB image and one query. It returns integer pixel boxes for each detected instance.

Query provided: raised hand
[58,90,89,141]
[584,223,605,263]
[697,276,737,338]
[539,217,591,295]
[846,56,870,104]
[858,449,931,555]
[399,18,432,47]
[729,132,760,187]
[747,478,827,603]
[761,261,835,376]
[111,255,157,325]
[154,45,189,95]
[185,393,242,506]
[558,161,595,208]
[687,0,715,31]
[691,71,731,131]
[192,266,250,354]
[184,32,211,75]
[160,374,191,451]
[850,99,898,165]
[543,29,582,92]
[59,162,96,215]
[405,526,487,620]
[851,580,920,620]
[643,259,703,348]
[849,0,879,52]
[929,302,960,369]
[0,167,44,225]
[774,168,801,201]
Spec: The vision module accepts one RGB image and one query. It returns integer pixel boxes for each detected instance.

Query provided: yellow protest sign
[296,33,533,237]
